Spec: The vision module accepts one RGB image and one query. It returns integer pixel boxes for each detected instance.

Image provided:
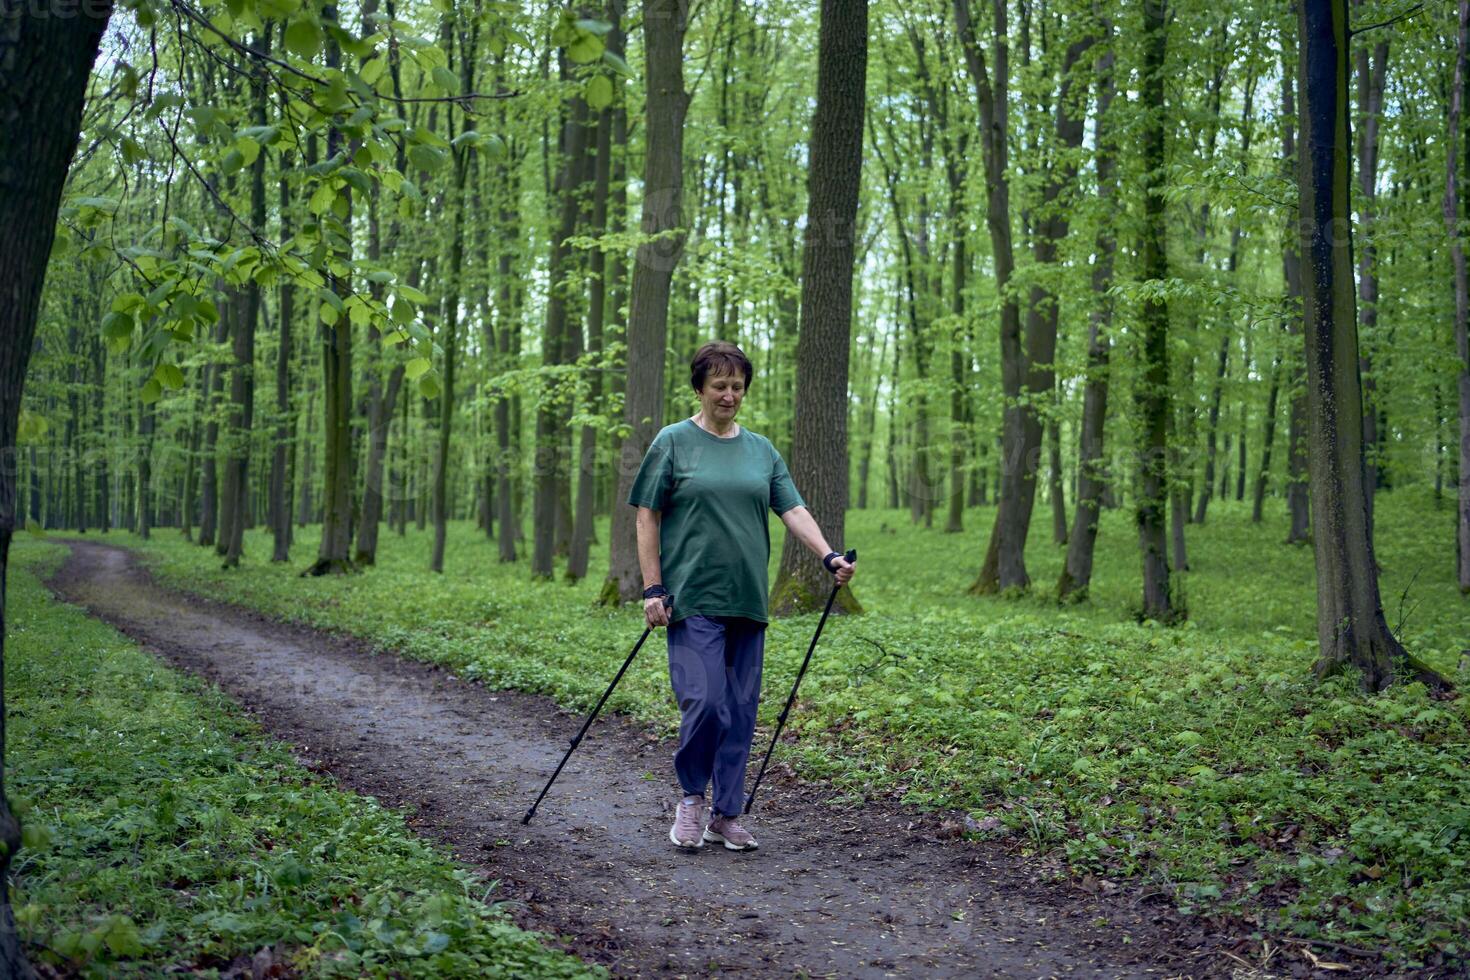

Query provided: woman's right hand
[644,595,672,628]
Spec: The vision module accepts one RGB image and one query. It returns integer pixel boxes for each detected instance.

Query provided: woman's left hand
[830,555,855,587]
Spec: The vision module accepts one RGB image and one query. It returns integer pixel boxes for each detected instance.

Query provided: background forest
[5,0,1470,972]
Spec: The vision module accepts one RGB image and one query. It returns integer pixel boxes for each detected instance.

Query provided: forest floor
[45,537,1262,979]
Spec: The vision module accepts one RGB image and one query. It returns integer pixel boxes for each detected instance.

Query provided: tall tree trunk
[771,0,866,616]
[569,95,614,581]
[199,309,229,547]
[1282,59,1313,545]
[0,8,113,973]
[858,329,889,510]
[1449,0,1470,594]
[271,158,295,561]
[1354,3,1389,530]
[1252,346,1283,522]
[1137,0,1175,622]
[533,69,588,580]
[1297,0,1442,688]
[956,0,1027,593]
[92,334,110,532]
[223,26,271,568]
[1058,23,1117,601]
[306,11,357,576]
[1193,333,1230,524]
[432,151,469,574]
[601,0,688,604]
[432,17,475,574]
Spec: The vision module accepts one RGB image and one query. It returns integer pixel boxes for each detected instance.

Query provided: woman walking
[627,341,856,851]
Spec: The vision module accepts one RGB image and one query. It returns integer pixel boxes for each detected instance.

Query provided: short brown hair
[690,340,753,392]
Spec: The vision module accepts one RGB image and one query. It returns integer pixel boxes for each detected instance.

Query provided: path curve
[48,540,1233,978]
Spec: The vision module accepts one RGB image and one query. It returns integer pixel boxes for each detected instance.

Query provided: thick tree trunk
[1058,34,1117,599]
[771,0,866,617]
[1137,0,1175,622]
[431,152,469,574]
[955,0,1026,594]
[0,4,113,973]
[305,15,357,577]
[533,76,588,580]
[1297,0,1443,688]
[601,0,688,605]
[1354,6,1389,531]
[1449,0,1470,594]
[569,99,613,581]
[1281,61,1313,545]
[223,27,271,569]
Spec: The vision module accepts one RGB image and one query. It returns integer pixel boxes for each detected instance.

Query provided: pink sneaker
[703,813,758,851]
[670,796,706,849]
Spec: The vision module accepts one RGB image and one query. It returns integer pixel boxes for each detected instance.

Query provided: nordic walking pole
[523,596,671,825]
[744,549,856,814]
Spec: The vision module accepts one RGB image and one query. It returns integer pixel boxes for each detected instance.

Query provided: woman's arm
[635,507,671,626]
[635,506,663,587]
[779,506,855,585]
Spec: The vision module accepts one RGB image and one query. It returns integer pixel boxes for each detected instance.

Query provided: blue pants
[667,615,766,818]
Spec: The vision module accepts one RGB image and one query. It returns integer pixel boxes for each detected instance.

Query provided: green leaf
[397,284,430,304]
[220,148,245,175]
[404,356,431,380]
[585,74,614,110]
[417,372,441,399]
[431,65,460,95]
[102,311,135,340]
[451,130,481,149]
[360,54,387,86]
[408,145,447,172]
[155,362,186,390]
[285,18,322,59]
[309,183,337,216]
[481,134,507,160]
[120,136,149,165]
[140,378,163,404]
[575,17,612,35]
[602,49,634,78]
[409,126,450,149]
[235,136,261,167]
[566,31,603,64]
[100,915,145,957]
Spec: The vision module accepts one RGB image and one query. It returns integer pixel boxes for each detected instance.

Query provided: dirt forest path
[47,540,1239,978]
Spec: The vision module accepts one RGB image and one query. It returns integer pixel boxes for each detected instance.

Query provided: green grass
[98,490,1469,967]
[8,539,599,979]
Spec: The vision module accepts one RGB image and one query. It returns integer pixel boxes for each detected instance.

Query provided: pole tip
[521,810,534,825]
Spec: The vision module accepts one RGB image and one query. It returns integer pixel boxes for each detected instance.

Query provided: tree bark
[223,27,271,569]
[533,68,588,580]
[1252,346,1283,522]
[569,90,614,581]
[0,3,113,973]
[1058,23,1117,601]
[1137,0,1175,622]
[271,157,295,562]
[1281,58,1313,546]
[1297,0,1443,688]
[601,0,688,605]
[1354,0,1389,530]
[1449,0,1470,594]
[771,0,866,616]
[304,11,357,576]
[955,0,1026,593]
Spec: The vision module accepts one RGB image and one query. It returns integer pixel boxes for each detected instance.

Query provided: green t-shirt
[626,418,806,624]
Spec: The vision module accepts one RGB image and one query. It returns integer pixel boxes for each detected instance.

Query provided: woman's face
[698,369,746,423]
